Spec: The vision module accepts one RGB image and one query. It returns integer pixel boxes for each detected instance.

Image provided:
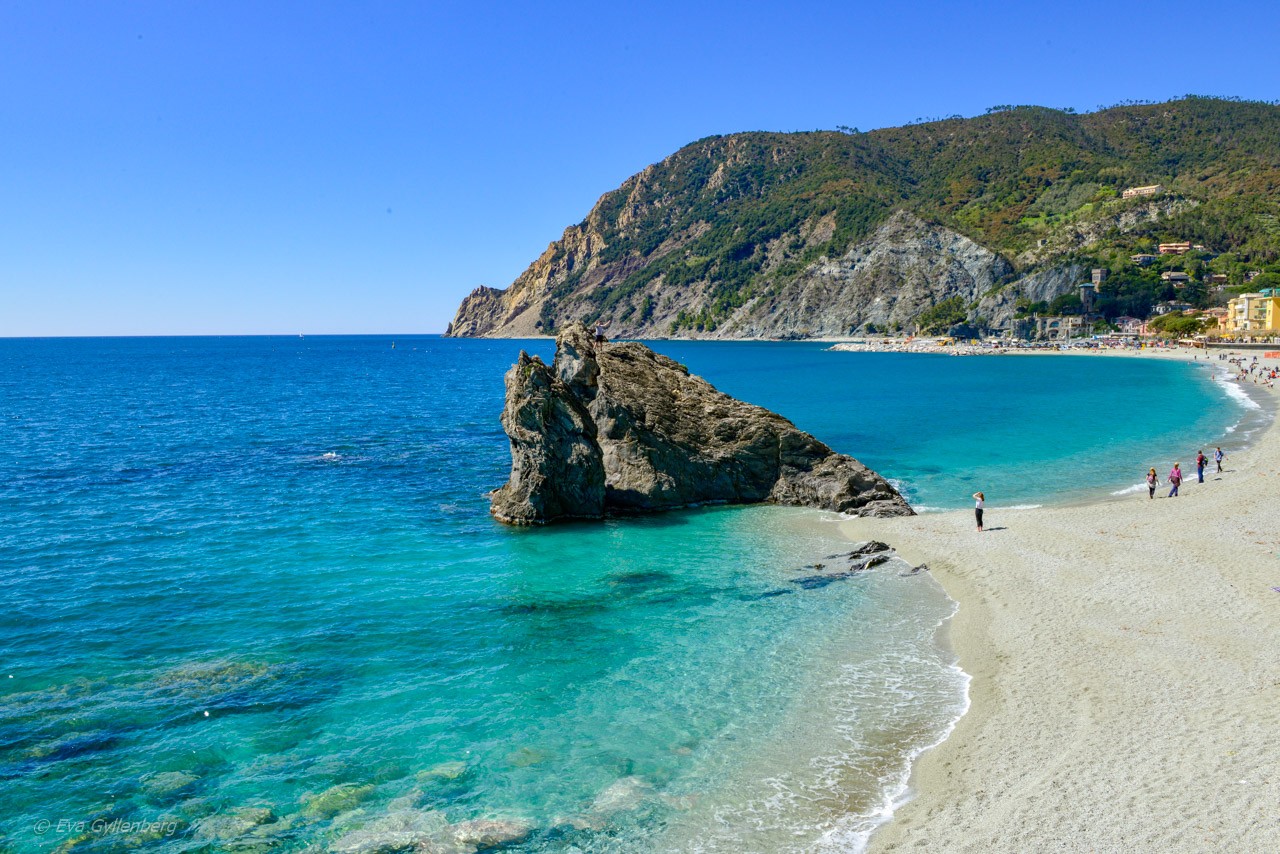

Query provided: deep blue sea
[0,337,1253,852]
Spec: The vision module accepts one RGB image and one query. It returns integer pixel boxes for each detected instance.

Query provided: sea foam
[1219,377,1263,411]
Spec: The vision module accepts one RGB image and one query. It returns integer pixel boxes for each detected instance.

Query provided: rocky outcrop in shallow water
[490,323,913,524]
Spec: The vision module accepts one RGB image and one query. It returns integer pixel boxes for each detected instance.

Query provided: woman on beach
[973,492,984,532]
[1168,463,1183,498]
[1146,468,1159,499]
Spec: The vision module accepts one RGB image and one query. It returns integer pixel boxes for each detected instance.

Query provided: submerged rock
[491,323,913,524]
[329,809,449,854]
[589,775,653,813]
[505,746,548,767]
[299,783,374,819]
[153,659,274,696]
[24,730,118,761]
[192,806,280,844]
[417,760,469,782]
[141,770,200,797]
[450,817,533,848]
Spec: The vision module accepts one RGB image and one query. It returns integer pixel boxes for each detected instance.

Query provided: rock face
[490,323,913,524]
[490,349,605,524]
[448,212,1086,339]
[718,211,1014,337]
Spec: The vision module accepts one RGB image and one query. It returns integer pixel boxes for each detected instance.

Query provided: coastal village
[1011,183,1279,344]
[842,183,1280,352]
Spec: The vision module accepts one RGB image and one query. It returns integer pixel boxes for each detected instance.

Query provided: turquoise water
[0,337,1249,852]
[651,343,1258,509]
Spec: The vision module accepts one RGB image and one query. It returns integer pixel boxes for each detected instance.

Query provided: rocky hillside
[447,98,1280,338]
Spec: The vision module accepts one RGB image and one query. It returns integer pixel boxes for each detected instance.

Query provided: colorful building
[1223,291,1280,337]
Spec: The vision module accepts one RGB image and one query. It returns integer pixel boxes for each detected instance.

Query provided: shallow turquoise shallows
[0,337,1249,852]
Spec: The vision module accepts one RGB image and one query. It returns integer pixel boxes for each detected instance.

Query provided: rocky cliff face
[448,223,610,338]
[490,323,913,524]
[714,211,1013,337]
[448,211,1087,339]
[490,350,604,524]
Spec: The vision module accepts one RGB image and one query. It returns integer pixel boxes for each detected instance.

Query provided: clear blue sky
[3,1,1277,336]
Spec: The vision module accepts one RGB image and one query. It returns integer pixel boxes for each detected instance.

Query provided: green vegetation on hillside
[535,97,1280,330]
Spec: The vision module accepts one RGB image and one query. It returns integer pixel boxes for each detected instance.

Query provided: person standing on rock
[973,492,985,532]
[1168,463,1183,498]
[594,323,607,343]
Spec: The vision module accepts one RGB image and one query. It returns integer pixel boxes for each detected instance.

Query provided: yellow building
[1223,291,1280,337]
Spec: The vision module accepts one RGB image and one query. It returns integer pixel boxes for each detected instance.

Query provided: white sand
[844,352,1280,853]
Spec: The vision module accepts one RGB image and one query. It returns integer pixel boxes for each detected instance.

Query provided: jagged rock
[443,210,1085,340]
[450,211,1040,339]
[489,352,605,524]
[720,211,1014,337]
[491,323,913,524]
[792,543,898,588]
[826,540,892,559]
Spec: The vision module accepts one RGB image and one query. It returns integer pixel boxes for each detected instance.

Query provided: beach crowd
[1216,352,1278,387]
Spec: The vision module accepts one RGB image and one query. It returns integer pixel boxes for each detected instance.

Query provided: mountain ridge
[447,97,1280,339]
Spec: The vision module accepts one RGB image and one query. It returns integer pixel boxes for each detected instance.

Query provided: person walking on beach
[1196,450,1207,484]
[1146,468,1159,499]
[1168,463,1183,498]
[1215,446,1225,473]
[973,492,985,532]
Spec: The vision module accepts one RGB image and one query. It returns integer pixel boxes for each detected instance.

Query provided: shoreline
[841,348,1280,852]
[915,346,1273,512]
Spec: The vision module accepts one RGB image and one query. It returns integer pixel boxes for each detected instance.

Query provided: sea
[0,336,1260,853]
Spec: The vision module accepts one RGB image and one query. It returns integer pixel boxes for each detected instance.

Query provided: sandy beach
[845,350,1280,853]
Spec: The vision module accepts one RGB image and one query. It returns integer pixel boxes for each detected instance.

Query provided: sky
[3,1,1278,336]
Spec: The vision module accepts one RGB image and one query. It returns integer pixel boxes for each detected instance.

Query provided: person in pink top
[1168,463,1183,497]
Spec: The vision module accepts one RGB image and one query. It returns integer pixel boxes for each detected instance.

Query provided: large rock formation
[490,323,913,524]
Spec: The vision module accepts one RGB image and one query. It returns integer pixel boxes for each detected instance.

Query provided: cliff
[447,98,1280,339]
[490,323,913,524]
